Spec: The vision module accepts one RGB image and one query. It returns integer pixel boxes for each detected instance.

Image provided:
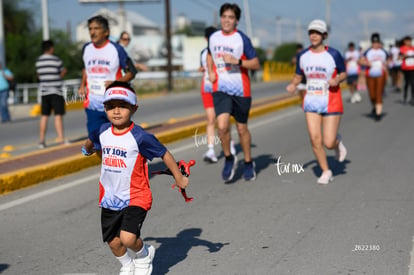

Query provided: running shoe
[134,244,155,275]
[203,149,218,163]
[335,134,347,162]
[354,92,362,102]
[230,140,236,156]
[222,155,237,182]
[317,170,333,184]
[119,263,134,275]
[350,94,357,103]
[243,161,256,181]
[38,142,46,149]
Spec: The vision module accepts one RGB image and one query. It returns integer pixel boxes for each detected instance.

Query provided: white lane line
[0,108,301,211]
[409,236,414,275]
[0,174,99,212]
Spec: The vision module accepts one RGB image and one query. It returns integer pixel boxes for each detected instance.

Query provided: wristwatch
[238,59,242,66]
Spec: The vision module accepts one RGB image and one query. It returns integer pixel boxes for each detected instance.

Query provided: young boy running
[82,81,189,275]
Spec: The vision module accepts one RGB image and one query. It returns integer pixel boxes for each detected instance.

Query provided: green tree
[255,47,267,66]
[3,0,83,83]
[272,42,299,62]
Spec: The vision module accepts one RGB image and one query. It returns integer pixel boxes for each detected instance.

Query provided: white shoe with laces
[335,134,347,162]
[119,262,134,275]
[317,170,333,184]
[203,149,218,163]
[134,244,155,275]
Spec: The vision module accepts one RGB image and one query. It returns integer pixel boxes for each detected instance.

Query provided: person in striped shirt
[35,39,67,148]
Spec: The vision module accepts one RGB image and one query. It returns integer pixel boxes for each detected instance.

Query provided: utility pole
[165,0,173,92]
[42,0,50,40]
[243,0,253,38]
[0,0,5,65]
[325,0,330,32]
[275,16,281,47]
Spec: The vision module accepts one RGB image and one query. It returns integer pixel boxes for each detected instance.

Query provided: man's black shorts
[213,92,251,123]
[41,94,65,116]
[101,206,147,243]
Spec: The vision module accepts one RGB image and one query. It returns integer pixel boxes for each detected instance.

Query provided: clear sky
[23,0,414,51]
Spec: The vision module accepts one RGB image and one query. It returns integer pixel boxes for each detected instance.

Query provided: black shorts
[213,92,251,123]
[41,94,65,116]
[101,206,147,243]
[346,75,358,85]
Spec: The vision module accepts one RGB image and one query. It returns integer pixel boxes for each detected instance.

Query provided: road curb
[0,95,300,194]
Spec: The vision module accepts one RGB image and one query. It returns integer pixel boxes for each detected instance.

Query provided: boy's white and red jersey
[90,122,167,211]
[296,46,346,114]
[344,49,360,76]
[208,29,257,97]
[81,40,130,112]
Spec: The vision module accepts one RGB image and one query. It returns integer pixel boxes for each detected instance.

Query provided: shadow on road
[303,156,350,178]
[144,228,228,275]
[0,263,10,273]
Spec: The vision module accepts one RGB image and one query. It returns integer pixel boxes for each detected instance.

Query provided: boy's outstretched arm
[162,151,189,189]
[82,138,102,159]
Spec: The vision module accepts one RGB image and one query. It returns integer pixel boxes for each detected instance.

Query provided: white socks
[135,244,149,259]
[116,252,132,267]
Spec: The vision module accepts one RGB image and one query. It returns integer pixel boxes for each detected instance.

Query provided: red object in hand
[152,159,195,203]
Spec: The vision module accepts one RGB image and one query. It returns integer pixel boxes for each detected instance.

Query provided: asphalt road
[0,88,414,275]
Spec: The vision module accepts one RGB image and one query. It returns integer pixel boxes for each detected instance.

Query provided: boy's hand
[174,175,189,189]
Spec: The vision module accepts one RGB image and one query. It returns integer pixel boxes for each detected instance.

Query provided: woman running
[286,19,347,184]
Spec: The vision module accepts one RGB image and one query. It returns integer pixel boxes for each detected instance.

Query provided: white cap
[103,86,137,105]
[308,19,328,33]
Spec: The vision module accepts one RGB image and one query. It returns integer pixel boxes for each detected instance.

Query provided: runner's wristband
[81,146,94,156]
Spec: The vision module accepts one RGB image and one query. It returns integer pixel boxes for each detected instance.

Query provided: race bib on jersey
[215,57,227,73]
[87,79,106,96]
[405,56,414,66]
[306,79,328,96]
[370,60,383,71]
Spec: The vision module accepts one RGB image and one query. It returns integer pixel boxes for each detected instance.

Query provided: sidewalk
[0,93,301,194]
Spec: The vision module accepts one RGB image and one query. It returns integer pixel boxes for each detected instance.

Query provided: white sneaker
[350,94,357,103]
[203,149,218,163]
[354,92,362,102]
[119,262,134,275]
[134,244,155,275]
[230,140,236,156]
[317,170,333,184]
[335,134,347,162]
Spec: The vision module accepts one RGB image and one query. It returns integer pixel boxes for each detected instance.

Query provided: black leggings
[403,70,414,102]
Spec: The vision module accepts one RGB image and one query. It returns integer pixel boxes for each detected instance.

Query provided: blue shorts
[85,108,109,135]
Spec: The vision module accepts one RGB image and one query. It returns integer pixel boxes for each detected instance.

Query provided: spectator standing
[0,62,13,123]
[35,39,67,148]
[286,19,347,184]
[78,15,137,135]
[117,31,149,72]
[82,81,189,275]
[207,3,260,182]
